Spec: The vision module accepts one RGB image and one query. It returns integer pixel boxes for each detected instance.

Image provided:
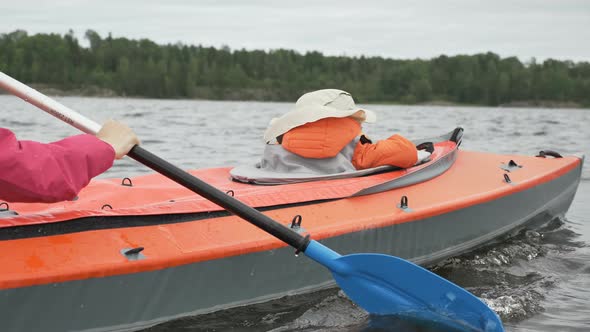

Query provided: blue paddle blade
[304,240,504,332]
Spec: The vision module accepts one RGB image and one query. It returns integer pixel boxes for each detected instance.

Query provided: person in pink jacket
[0,120,140,203]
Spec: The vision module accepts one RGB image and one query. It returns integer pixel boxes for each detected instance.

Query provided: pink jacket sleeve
[0,128,115,203]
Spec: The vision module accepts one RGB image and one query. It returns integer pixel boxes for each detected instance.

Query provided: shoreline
[1,85,587,109]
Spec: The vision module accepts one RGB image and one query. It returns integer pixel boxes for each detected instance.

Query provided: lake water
[1,96,589,331]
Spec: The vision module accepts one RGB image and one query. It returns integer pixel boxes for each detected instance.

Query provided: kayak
[0,128,583,332]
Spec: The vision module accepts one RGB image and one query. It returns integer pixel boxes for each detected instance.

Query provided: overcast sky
[1,0,589,62]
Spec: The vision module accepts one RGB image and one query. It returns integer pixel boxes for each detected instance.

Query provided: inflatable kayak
[0,128,584,332]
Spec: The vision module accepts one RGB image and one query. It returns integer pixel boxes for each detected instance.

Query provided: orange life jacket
[352,134,418,169]
[281,117,361,159]
[281,117,418,169]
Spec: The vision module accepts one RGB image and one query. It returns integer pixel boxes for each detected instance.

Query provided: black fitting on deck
[124,247,144,255]
[536,150,563,158]
[290,215,302,229]
[416,142,435,153]
[397,196,413,212]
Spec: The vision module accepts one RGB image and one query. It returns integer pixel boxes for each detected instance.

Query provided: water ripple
[1,96,588,331]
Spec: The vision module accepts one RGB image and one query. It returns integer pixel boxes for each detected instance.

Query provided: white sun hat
[263,89,377,143]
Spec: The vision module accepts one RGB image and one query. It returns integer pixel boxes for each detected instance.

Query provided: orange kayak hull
[0,148,583,332]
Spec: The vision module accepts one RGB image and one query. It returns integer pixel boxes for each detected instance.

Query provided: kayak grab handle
[121,178,133,187]
[536,150,563,158]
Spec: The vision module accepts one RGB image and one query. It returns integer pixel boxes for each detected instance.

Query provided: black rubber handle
[536,150,563,158]
[128,145,310,252]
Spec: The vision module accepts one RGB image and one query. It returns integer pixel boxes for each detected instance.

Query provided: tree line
[1,30,589,106]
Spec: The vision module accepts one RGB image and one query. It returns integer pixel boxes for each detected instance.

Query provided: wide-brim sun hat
[263,89,377,143]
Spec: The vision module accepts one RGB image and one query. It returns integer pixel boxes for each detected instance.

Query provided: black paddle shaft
[128,145,310,252]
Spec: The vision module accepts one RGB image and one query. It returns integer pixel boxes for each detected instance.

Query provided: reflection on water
[1,96,589,331]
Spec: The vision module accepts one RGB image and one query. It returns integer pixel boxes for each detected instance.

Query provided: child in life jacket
[262,89,428,171]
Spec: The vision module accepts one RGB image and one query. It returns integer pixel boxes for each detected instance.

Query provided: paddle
[0,71,503,332]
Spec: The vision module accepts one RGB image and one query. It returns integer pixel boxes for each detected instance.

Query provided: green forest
[1,30,589,106]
